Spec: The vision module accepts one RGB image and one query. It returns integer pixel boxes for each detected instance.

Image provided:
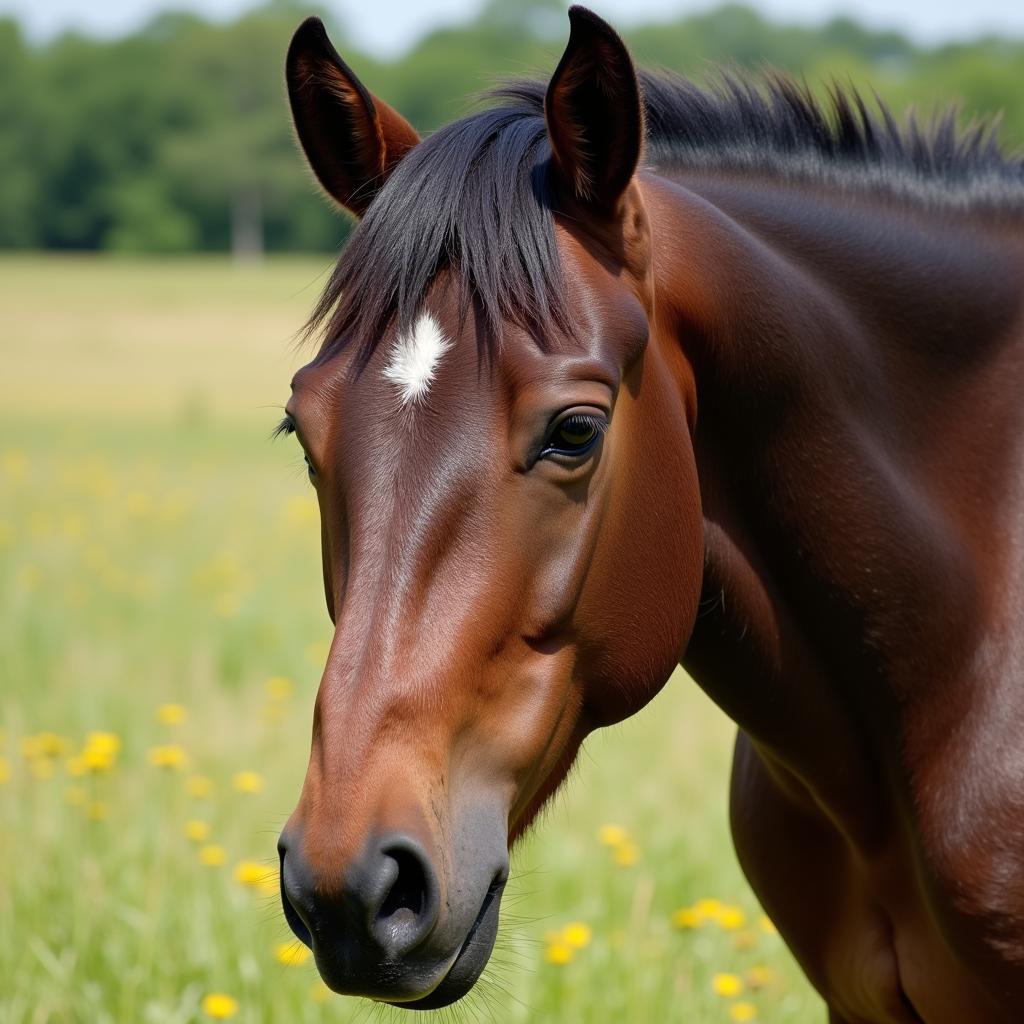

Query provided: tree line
[3,0,1022,255]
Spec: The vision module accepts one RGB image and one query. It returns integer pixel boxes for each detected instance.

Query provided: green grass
[0,256,823,1023]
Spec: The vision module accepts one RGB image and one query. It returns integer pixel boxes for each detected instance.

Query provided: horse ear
[545,6,643,214]
[286,17,420,217]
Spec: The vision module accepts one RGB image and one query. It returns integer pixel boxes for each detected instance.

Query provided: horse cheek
[580,398,702,727]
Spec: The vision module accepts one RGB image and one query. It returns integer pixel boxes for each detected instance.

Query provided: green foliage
[3,2,1023,253]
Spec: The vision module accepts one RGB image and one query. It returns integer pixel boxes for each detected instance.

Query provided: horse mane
[310,67,1024,361]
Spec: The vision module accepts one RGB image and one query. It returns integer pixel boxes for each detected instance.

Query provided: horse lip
[383,873,508,1009]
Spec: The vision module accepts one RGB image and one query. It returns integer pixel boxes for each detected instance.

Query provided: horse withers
[275,7,1024,1020]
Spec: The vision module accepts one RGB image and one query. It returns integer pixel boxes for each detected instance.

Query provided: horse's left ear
[286,17,420,217]
[545,6,643,215]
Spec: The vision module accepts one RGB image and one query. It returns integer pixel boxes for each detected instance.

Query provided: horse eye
[543,414,604,458]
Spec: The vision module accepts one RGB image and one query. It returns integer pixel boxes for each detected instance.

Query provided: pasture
[0,256,821,1023]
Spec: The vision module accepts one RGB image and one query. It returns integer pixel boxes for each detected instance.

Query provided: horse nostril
[371,839,439,955]
[378,846,427,923]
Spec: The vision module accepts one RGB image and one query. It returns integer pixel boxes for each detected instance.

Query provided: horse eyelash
[272,414,296,440]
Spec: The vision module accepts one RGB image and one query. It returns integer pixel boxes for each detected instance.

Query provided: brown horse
[276,7,1024,1020]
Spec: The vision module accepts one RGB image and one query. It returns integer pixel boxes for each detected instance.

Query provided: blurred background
[1,1,1021,1022]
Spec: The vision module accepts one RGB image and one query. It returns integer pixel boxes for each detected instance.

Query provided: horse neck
[642,169,1024,831]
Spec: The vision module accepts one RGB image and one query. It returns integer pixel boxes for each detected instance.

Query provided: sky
[4,0,1024,56]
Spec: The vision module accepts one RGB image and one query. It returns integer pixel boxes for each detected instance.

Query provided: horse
[275,7,1024,1020]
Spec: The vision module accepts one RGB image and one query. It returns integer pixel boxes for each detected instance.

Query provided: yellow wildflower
[672,907,702,930]
[148,744,187,769]
[234,861,276,888]
[266,675,293,701]
[199,845,227,867]
[157,703,187,726]
[186,775,214,798]
[80,738,119,773]
[693,897,724,918]
[545,942,574,965]
[758,914,777,935]
[36,732,71,757]
[730,1003,757,1022]
[597,823,628,847]
[232,770,264,794]
[717,905,746,930]
[274,942,311,966]
[80,744,116,773]
[201,993,239,1019]
[712,973,744,998]
[561,922,592,949]
[184,820,211,842]
[611,841,638,866]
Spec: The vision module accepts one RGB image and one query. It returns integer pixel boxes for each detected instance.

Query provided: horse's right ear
[286,17,420,217]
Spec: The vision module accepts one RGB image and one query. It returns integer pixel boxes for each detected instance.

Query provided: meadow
[0,256,823,1023]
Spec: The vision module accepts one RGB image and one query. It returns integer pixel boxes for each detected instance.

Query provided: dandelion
[693,897,724,918]
[148,744,187,769]
[717,905,746,930]
[611,841,639,867]
[758,915,777,935]
[712,973,744,998]
[730,1003,757,1022]
[232,770,264,794]
[561,922,592,949]
[266,676,293,701]
[78,741,116,770]
[545,941,574,965]
[41,732,72,756]
[201,993,239,1019]
[185,820,211,842]
[274,942,311,966]
[234,861,276,888]
[672,907,702,930]
[597,823,628,847]
[199,845,227,867]
[186,775,214,798]
[157,703,187,726]
[79,733,120,773]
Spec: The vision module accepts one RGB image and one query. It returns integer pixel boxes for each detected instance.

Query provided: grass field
[0,256,823,1024]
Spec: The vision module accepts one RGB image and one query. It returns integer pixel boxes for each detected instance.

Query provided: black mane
[311,68,1024,359]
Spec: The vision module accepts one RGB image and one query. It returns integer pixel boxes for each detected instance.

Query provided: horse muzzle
[277,810,508,1008]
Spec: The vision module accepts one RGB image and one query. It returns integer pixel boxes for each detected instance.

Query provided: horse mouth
[385,875,507,1011]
